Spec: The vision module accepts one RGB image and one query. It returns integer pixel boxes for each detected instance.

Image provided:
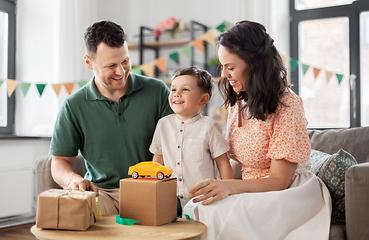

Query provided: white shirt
[149,113,230,207]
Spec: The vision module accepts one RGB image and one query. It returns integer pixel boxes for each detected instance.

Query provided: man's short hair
[84,20,126,58]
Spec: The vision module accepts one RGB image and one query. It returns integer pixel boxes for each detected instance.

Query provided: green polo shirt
[50,73,173,189]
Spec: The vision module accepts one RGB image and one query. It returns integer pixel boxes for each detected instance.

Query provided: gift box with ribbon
[36,189,96,231]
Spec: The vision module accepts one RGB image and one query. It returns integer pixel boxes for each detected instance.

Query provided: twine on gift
[49,189,96,230]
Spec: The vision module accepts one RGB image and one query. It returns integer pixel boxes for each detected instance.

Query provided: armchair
[35,155,86,196]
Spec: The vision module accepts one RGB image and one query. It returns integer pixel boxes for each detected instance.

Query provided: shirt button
[177,146,181,149]
[177,162,180,166]
[180,129,183,132]
[118,112,122,116]
[178,178,182,181]
[180,195,184,199]
[181,122,184,124]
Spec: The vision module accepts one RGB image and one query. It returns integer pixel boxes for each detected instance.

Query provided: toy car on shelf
[128,161,173,180]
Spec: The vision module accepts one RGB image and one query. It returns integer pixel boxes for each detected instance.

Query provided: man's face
[84,42,131,96]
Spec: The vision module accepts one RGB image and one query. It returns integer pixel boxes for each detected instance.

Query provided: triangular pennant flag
[64,83,75,95]
[131,66,142,75]
[313,67,321,79]
[290,59,298,72]
[168,52,179,65]
[19,82,31,96]
[191,38,205,53]
[6,79,18,97]
[216,22,226,32]
[179,44,192,58]
[35,83,47,96]
[155,56,167,74]
[302,64,310,75]
[224,21,232,30]
[52,84,62,96]
[336,74,344,84]
[325,71,333,83]
[140,62,155,78]
[77,81,88,88]
[202,30,216,44]
[215,21,231,33]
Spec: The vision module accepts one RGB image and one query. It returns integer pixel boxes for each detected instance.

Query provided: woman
[183,20,331,240]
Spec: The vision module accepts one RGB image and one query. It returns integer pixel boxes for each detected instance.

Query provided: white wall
[0,0,290,223]
[13,0,290,137]
[94,0,290,66]
[0,138,50,221]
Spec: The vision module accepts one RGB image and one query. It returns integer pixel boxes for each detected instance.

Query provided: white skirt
[183,164,332,240]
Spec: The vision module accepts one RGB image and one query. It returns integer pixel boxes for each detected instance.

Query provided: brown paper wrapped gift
[36,189,96,231]
[119,178,177,226]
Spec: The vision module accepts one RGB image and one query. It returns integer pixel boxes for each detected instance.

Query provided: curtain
[15,0,97,136]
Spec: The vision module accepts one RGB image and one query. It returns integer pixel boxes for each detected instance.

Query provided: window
[295,0,355,10]
[0,0,15,134]
[361,11,369,126]
[290,0,369,128]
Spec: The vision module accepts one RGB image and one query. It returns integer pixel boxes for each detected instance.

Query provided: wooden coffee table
[30,215,207,240]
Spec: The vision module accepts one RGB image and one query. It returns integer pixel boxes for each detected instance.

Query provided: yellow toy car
[128,161,173,180]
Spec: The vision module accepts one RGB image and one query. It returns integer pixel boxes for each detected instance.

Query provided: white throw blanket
[183,162,332,240]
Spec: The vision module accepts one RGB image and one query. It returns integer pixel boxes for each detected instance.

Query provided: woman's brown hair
[217,20,290,121]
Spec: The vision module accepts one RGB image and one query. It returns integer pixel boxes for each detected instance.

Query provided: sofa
[35,126,369,240]
[308,126,369,240]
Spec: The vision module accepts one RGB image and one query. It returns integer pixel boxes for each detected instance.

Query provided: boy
[149,67,233,209]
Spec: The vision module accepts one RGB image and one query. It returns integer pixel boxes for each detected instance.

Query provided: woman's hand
[188,179,232,205]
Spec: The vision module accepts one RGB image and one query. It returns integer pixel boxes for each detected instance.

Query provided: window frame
[290,0,369,128]
[0,0,15,135]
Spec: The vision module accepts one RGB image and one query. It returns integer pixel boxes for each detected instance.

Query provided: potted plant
[207,56,221,77]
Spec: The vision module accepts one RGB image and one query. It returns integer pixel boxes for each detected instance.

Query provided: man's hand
[51,155,99,195]
[67,177,99,195]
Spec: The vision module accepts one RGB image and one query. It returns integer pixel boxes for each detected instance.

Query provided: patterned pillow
[310,150,331,175]
[309,149,357,224]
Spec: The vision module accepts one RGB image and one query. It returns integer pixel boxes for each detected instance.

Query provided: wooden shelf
[128,38,190,50]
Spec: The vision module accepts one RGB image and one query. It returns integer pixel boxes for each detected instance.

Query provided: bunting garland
[191,38,205,53]
[64,83,75,95]
[35,84,47,96]
[313,68,321,79]
[283,55,347,85]
[131,66,142,75]
[140,62,155,78]
[19,82,31,96]
[52,84,63,96]
[0,21,348,99]
[155,56,167,75]
[7,80,18,97]
[168,52,179,65]
[179,44,192,58]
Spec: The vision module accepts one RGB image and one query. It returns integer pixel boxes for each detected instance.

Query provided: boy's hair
[172,67,214,99]
[84,20,126,59]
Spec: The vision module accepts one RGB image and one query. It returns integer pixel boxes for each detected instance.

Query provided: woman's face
[218,45,250,94]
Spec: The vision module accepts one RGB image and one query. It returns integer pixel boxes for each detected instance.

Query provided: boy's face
[169,75,209,121]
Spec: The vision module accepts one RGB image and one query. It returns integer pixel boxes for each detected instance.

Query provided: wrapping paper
[36,189,96,231]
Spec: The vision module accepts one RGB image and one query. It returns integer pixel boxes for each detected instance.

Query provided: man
[50,20,173,215]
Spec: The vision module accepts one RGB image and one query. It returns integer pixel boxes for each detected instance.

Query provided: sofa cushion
[310,149,357,224]
[308,126,369,164]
